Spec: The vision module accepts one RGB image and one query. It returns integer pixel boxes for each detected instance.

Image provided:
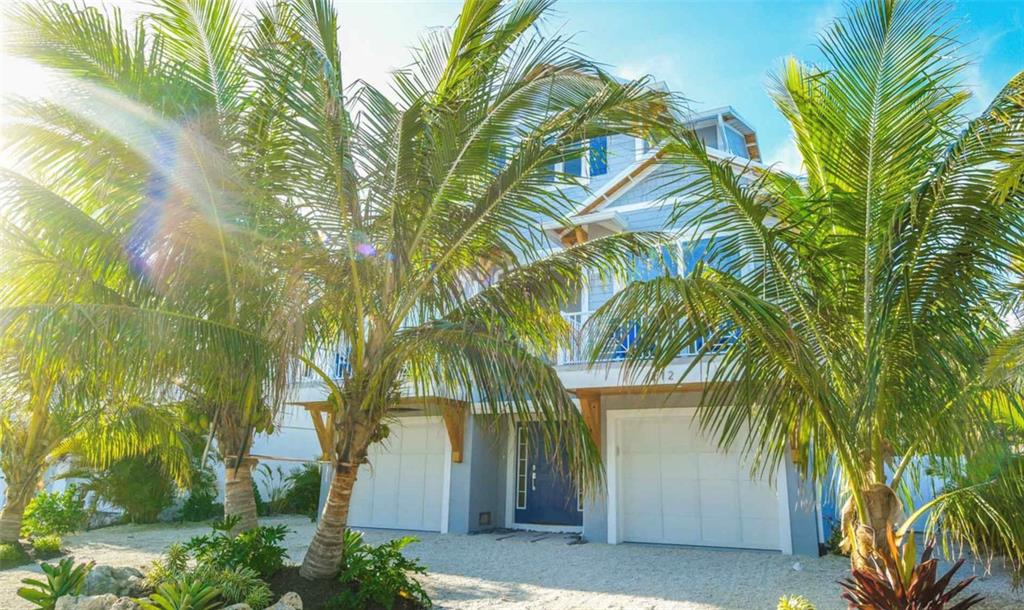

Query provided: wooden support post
[441,402,467,463]
[304,404,334,461]
[578,391,602,452]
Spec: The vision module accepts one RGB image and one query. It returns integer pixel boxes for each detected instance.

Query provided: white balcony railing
[557,311,737,366]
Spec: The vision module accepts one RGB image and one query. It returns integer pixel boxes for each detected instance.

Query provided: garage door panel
[348,419,446,532]
[617,412,780,551]
[701,515,742,546]
[699,479,740,517]
[742,517,779,548]
[662,514,701,544]
[622,420,661,452]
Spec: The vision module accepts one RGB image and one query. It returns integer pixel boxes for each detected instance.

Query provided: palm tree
[3,0,310,531]
[588,0,1024,572]
[0,366,191,543]
[247,0,673,579]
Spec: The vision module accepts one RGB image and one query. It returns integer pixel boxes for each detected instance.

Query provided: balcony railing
[557,311,737,366]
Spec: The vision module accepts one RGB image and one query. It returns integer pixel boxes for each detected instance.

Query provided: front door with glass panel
[513,422,583,527]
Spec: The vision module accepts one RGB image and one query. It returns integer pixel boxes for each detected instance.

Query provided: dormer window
[722,123,749,158]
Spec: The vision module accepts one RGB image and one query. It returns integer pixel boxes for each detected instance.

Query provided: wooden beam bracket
[441,403,467,463]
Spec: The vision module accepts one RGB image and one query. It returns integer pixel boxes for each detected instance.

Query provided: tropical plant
[21,487,87,538]
[139,580,223,610]
[328,530,431,610]
[2,0,308,534]
[0,542,30,569]
[147,544,272,610]
[30,535,63,560]
[0,370,191,543]
[179,467,223,523]
[839,533,983,609]
[16,558,93,610]
[5,0,671,581]
[777,596,815,610]
[589,0,1024,572]
[265,0,671,579]
[70,454,179,523]
[183,516,288,579]
[281,462,321,519]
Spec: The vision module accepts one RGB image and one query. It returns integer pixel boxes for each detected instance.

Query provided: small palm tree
[253,0,673,579]
[589,0,1024,571]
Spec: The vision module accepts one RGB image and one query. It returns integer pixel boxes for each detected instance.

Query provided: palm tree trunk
[0,489,28,544]
[224,455,259,534]
[299,462,359,580]
[843,483,902,570]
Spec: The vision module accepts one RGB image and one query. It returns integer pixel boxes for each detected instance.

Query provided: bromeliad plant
[16,558,93,610]
[839,533,983,610]
[589,0,1024,573]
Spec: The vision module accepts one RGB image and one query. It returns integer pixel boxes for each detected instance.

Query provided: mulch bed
[268,566,423,610]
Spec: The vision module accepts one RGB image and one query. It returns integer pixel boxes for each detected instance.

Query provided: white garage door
[348,417,447,532]
[615,411,781,550]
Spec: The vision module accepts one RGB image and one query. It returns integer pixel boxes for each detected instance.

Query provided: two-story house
[256,106,822,557]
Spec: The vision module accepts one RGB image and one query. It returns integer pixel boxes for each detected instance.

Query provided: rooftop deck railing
[557,311,737,366]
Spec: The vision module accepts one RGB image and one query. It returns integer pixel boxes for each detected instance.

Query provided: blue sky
[1,0,1021,172]
[334,0,1024,171]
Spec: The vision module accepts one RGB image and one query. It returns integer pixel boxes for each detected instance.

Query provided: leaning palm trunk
[299,462,360,579]
[299,415,374,580]
[223,455,259,533]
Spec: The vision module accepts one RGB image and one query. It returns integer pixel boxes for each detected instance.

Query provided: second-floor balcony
[557,311,737,366]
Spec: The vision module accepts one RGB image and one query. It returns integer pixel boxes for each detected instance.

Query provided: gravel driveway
[2,515,1022,609]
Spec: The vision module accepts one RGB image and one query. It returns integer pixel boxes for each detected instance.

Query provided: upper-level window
[589,136,608,177]
[632,245,678,281]
[723,124,749,158]
[564,154,583,177]
[681,237,741,275]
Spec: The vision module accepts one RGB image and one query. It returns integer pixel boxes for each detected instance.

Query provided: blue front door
[513,422,583,527]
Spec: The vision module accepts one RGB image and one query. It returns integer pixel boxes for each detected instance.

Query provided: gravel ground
[2,515,1022,610]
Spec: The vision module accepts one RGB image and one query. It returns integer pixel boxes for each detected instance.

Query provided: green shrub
[179,468,222,522]
[146,541,272,609]
[16,558,92,610]
[217,565,273,609]
[778,595,816,610]
[328,530,432,610]
[30,535,63,559]
[282,463,321,518]
[0,542,31,569]
[138,580,222,610]
[79,456,177,523]
[22,487,88,538]
[183,516,288,579]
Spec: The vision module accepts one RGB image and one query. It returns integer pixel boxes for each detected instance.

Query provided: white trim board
[605,407,793,554]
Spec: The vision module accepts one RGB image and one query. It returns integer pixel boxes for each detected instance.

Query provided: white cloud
[766,138,804,176]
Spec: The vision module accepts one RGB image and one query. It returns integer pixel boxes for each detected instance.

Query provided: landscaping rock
[109,598,141,610]
[266,591,302,610]
[83,565,146,596]
[56,594,118,610]
[223,604,253,610]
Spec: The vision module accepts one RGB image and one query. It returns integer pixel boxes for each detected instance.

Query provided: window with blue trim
[681,237,741,275]
[632,245,678,281]
[589,136,608,176]
[564,155,583,177]
[723,125,749,158]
